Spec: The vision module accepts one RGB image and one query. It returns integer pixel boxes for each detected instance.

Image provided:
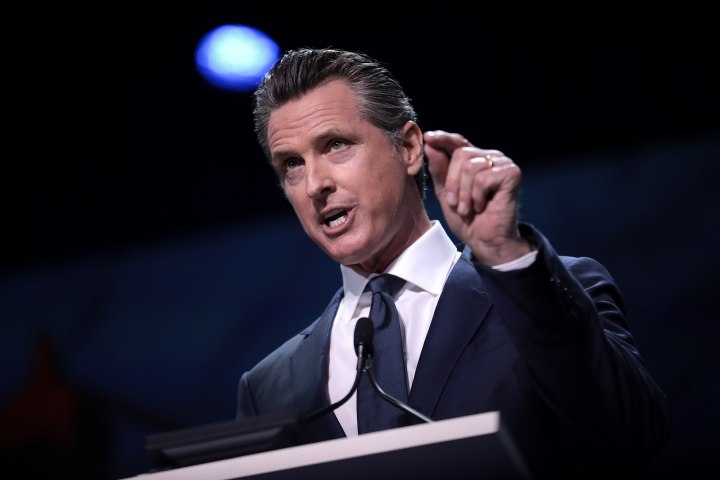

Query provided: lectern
[123,411,532,480]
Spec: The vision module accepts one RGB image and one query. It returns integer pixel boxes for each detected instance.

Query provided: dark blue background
[3,7,718,479]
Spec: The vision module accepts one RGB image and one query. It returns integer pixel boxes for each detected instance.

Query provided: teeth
[328,214,347,228]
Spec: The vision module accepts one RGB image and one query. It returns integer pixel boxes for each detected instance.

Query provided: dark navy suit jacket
[236,224,670,478]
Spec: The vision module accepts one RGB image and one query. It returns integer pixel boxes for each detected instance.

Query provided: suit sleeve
[469,223,671,469]
[237,372,258,420]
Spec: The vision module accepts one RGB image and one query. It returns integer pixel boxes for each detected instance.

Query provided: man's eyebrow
[270,150,292,163]
[269,129,347,162]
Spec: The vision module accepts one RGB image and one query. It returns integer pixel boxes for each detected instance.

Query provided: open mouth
[324,209,348,228]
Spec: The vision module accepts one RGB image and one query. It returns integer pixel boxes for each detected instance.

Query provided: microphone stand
[302,317,432,426]
[302,343,369,423]
[364,356,432,424]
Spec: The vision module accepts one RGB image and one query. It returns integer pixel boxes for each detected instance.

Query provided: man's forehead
[268,95,364,152]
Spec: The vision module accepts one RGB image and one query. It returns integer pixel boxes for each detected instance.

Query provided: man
[236,47,670,477]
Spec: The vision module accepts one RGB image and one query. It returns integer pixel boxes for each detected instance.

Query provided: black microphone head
[354,317,374,357]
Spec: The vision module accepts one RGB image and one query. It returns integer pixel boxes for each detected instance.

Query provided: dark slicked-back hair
[252,47,426,197]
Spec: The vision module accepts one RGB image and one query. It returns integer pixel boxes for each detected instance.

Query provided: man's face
[266,79,424,273]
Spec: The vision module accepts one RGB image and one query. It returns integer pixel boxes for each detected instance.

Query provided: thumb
[423,130,470,193]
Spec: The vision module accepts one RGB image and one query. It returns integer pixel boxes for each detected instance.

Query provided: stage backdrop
[1,131,718,479]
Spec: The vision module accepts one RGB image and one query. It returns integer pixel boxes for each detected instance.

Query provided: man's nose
[305,158,335,199]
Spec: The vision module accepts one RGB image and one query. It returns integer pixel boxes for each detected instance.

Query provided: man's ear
[401,121,424,176]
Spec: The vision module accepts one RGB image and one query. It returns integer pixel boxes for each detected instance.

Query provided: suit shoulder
[246,318,319,379]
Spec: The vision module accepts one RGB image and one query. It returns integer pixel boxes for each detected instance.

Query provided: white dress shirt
[327,220,537,436]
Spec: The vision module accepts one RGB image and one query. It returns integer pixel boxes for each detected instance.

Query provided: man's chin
[319,244,366,267]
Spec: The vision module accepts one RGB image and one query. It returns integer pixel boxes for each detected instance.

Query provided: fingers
[458,156,492,215]
[424,130,519,216]
[457,150,506,215]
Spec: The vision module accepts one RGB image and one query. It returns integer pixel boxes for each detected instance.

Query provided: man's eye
[329,140,345,151]
[285,158,302,170]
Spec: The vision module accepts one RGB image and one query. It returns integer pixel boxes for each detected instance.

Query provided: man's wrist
[470,237,535,268]
[491,249,538,271]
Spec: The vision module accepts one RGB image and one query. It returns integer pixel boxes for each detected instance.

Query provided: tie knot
[365,274,405,298]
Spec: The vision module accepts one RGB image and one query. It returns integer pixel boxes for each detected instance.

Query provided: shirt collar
[339,220,459,315]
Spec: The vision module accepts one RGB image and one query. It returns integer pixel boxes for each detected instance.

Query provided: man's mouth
[323,209,348,228]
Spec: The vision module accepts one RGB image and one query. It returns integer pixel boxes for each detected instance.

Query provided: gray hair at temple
[252,47,427,198]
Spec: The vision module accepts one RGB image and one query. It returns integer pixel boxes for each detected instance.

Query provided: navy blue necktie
[356,273,408,434]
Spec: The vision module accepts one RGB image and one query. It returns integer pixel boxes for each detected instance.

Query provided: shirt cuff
[491,250,538,272]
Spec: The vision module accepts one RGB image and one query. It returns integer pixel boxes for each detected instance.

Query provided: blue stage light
[195,24,279,91]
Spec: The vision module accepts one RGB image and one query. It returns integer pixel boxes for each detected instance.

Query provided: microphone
[354,316,374,363]
[302,317,374,423]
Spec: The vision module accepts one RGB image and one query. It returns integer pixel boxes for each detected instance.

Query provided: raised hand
[423,130,532,266]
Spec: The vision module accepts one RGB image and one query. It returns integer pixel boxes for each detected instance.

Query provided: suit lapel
[289,287,346,439]
[409,252,492,417]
